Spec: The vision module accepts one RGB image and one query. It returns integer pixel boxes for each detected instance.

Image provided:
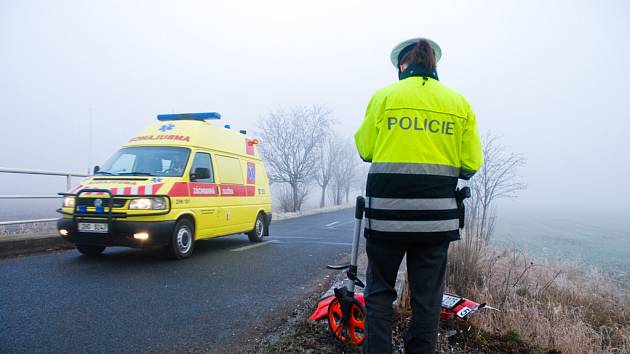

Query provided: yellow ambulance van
[57,112,272,259]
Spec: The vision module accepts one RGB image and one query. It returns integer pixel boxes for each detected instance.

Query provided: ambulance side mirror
[93,165,100,175]
[190,167,210,181]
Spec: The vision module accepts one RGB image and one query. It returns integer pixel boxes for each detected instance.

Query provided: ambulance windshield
[98,146,191,177]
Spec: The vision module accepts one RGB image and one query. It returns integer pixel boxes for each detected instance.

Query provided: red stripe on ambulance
[108,184,164,196]
[168,182,190,197]
[167,183,255,197]
[219,184,255,197]
[189,183,219,196]
[152,183,164,194]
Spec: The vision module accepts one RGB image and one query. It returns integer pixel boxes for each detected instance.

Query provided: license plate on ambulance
[78,222,109,233]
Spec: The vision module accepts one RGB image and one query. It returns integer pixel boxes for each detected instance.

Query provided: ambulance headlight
[63,197,75,208]
[129,197,167,210]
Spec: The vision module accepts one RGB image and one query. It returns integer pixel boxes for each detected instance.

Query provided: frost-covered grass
[398,243,630,353]
[463,248,628,353]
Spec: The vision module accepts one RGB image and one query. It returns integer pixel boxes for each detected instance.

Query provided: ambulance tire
[76,245,106,256]
[167,218,195,260]
[247,213,266,243]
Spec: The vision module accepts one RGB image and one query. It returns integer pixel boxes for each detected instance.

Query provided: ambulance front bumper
[57,218,175,248]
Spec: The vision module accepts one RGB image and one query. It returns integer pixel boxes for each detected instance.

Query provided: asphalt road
[0,208,357,353]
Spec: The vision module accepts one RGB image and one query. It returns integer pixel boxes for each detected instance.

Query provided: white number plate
[456,306,472,318]
[78,222,108,233]
[442,294,461,309]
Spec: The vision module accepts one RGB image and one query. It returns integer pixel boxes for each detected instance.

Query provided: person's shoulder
[431,81,469,103]
[433,81,473,110]
[369,81,399,100]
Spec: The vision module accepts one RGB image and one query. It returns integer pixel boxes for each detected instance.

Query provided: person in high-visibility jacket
[355,38,483,353]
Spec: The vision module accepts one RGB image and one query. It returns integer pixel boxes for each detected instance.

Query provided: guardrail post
[66,174,71,192]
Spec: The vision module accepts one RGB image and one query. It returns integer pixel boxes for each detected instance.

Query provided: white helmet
[390,38,442,68]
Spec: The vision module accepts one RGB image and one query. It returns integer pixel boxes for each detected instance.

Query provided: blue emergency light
[157,112,221,121]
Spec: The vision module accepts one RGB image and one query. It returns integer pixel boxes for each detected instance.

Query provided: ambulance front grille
[77,198,127,208]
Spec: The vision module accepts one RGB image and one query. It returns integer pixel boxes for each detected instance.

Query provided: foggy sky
[1,0,629,217]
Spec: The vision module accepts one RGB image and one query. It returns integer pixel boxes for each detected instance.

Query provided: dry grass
[439,241,630,354]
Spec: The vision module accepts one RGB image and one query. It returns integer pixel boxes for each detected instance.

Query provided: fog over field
[1,1,629,269]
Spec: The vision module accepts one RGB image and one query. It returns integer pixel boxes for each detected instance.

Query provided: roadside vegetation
[441,245,629,353]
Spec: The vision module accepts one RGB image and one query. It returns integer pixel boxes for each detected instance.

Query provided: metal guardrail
[0,167,89,225]
[0,218,59,226]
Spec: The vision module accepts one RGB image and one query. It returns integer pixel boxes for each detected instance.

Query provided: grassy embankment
[257,240,628,353]
[423,240,630,353]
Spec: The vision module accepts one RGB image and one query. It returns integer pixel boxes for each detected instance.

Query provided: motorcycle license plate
[456,306,472,318]
[78,222,108,233]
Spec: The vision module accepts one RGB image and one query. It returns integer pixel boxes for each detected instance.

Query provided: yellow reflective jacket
[355,76,482,177]
[355,76,483,242]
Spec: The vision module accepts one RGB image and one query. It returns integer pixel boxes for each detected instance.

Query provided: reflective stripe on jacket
[355,76,483,242]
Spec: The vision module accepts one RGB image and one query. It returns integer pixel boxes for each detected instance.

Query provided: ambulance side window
[190,153,214,183]
[215,155,244,185]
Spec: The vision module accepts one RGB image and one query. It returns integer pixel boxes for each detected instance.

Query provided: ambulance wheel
[168,219,195,259]
[76,245,106,256]
[247,213,266,243]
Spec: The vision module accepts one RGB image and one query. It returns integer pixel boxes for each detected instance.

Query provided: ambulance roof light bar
[157,112,221,121]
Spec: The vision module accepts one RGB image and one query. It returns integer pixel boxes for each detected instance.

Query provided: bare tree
[330,139,359,205]
[342,147,359,204]
[257,106,332,212]
[447,132,527,293]
[315,132,341,208]
[277,183,310,213]
[464,132,527,243]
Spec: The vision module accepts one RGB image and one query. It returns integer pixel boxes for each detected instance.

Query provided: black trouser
[362,238,450,354]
